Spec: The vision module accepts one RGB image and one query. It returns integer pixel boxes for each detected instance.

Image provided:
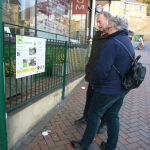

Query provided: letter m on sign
[72,0,88,14]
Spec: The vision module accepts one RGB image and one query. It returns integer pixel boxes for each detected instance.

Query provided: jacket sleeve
[85,33,106,82]
[92,40,117,85]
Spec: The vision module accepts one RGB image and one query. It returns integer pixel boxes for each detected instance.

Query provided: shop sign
[72,0,88,14]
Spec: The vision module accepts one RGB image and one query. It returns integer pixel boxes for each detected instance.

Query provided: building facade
[3,0,91,42]
[97,0,150,40]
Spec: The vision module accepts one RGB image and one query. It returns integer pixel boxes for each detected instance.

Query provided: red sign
[72,0,88,14]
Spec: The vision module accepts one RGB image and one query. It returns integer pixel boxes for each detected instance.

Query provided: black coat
[85,31,107,82]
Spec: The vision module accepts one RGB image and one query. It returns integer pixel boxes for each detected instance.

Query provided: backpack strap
[111,37,134,79]
[113,65,123,80]
[112,37,134,61]
[112,38,142,82]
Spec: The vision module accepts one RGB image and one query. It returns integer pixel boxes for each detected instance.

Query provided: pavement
[15,42,150,150]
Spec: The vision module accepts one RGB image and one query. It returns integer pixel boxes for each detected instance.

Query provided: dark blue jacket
[91,30,135,94]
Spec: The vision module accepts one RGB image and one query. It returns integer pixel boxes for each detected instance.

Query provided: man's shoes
[100,141,106,150]
[74,116,87,124]
[71,141,88,150]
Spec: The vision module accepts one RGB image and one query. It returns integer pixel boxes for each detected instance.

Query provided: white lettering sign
[76,4,85,10]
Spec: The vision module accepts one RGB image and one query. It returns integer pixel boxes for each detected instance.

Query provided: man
[74,22,108,134]
[71,12,135,150]
[75,30,107,128]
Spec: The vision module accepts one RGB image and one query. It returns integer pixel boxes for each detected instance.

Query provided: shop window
[3,0,70,38]
[3,0,35,36]
[37,0,70,38]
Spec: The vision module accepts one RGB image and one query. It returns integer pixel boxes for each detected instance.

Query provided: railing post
[0,1,8,150]
[56,34,57,40]
[35,0,37,36]
[62,41,68,100]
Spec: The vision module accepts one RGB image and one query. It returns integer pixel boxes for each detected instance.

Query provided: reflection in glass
[37,0,70,38]
[3,0,35,36]
[2,0,71,39]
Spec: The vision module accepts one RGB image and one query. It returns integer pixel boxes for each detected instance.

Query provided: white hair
[110,15,128,30]
[97,11,111,19]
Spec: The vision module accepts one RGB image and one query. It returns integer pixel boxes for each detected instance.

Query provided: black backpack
[113,38,146,90]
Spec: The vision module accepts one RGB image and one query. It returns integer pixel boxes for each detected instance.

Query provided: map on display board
[16,35,46,79]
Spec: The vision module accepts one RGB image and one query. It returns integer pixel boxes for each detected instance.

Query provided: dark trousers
[81,92,126,150]
[83,84,94,119]
[83,84,105,127]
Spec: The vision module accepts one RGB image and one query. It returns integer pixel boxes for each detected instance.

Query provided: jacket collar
[108,29,129,39]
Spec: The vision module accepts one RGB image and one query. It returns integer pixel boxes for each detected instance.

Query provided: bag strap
[113,38,141,62]
[112,38,141,80]
[112,37,134,79]
[112,38,134,61]
[113,65,123,80]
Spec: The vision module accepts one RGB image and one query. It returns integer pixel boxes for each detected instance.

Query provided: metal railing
[4,32,89,113]
[4,22,69,41]
[0,3,8,150]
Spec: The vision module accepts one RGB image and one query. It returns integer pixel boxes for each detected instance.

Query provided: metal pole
[69,0,71,42]
[90,0,96,39]
[35,0,37,36]
[80,14,83,43]
[0,0,8,149]
[88,0,92,39]
[109,0,111,12]
[62,41,68,100]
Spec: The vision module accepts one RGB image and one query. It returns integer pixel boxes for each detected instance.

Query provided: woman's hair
[110,15,128,30]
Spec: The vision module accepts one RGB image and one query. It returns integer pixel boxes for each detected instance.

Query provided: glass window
[37,0,70,38]
[3,0,70,38]
[3,0,21,25]
[3,0,35,36]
